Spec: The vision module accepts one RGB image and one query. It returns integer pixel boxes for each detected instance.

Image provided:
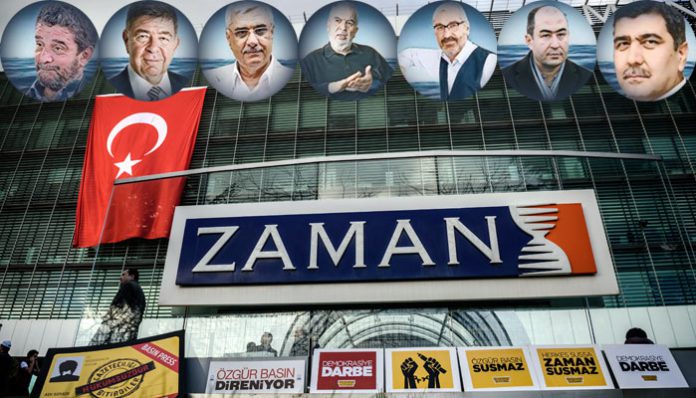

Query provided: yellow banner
[389,349,456,391]
[535,347,608,388]
[33,331,182,398]
[465,348,535,389]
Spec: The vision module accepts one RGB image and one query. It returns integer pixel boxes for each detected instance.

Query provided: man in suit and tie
[108,2,189,101]
[501,4,592,101]
[398,2,497,101]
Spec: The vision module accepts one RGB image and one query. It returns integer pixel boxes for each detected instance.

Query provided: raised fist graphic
[400,357,418,389]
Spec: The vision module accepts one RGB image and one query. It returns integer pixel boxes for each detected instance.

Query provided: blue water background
[2,57,99,92]
[498,44,596,71]
[599,61,696,94]
[100,58,198,81]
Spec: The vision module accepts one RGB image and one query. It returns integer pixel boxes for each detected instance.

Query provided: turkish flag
[73,88,206,248]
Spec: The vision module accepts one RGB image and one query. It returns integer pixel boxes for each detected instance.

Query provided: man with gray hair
[204,1,293,101]
[399,2,496,100]
[301,2,393,100]
[27,2,98,102]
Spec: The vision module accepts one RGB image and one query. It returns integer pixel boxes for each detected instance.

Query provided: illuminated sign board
[160,190,617,306]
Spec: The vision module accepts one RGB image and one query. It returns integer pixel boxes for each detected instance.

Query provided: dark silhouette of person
[418,353,447,389]
[400,357,418,389]
[625,327,654,344]
[50,360,80,382]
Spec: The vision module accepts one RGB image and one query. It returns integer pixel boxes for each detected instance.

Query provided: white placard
[205,359,306,394]
[310,348,384,393]
[602,344,688,389]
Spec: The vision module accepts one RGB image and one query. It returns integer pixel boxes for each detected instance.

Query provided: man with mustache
[26,3,97,102]
[301,2,393,100]
[398,2,496,101]
[612,1,689,102]
[109,2,188,101]
[204,1,294,102]
[502,4,592,101]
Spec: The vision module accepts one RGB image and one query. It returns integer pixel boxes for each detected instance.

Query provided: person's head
[120,268,139,284]
[294,328,306,338]
[261,332,273,345]
[625,327,648,340]
[225,2,275,76]
[122,1,180,85]
[33,3,97,95]
[432,2,470,62]
[613,1,688,101]
[525,5,569,72]
[58,360,78,375]
[27,349,39,360]
[0,340,10,353]
[327,2,358,54]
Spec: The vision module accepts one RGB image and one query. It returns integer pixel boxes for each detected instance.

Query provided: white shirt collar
[441,41,477,93]
[232,57,276,91]
[655,77,686,101]
[127,64,172,100]
[229,57,280,101]
[440,40,476,67]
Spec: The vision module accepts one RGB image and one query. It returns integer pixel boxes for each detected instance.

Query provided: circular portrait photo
[597,0,695,102]
[99,1,198,101]
[498,1,596,102]
[299,0,396,101]
[0,1,99,102]
[200,1,297,102]
[398,1,497,101]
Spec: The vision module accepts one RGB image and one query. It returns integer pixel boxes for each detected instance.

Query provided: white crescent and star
[105,112,168,178]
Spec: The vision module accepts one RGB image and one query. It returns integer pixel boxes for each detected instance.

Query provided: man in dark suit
[109,2,188,101]
[502,4,592,101]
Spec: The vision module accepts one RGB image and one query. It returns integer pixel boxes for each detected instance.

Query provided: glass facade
[1,2,696,356]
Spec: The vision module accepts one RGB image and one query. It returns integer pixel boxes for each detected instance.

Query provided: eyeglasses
[232,25,271,39]
[433,21,467,32]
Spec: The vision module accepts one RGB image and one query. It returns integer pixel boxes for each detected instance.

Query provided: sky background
[298,1,396,59]
[199,1,297,62]
[99,2,198,59]
[397,1,497,53]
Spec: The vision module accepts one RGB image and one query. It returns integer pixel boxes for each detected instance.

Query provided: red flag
[73,88,206,248]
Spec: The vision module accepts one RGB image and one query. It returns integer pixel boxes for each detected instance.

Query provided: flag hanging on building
[73,87,206,248]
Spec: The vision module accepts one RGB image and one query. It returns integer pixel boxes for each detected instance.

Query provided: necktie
[147,86,164,101]
[439,58,448,100]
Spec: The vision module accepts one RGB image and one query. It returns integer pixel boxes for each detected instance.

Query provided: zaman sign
[160,190,617,306]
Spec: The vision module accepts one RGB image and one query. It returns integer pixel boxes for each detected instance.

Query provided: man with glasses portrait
[206,1,293,102]
[399,2,496,101]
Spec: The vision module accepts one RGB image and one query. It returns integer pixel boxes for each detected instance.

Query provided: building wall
[1,4,696,353]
